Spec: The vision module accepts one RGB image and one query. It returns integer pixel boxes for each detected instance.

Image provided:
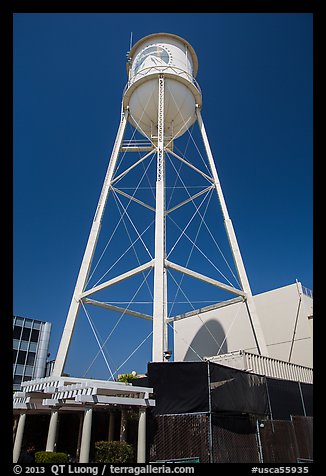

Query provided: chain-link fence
[291,416,313,461]
[148,412,313,463]
[212,414,260,463]
[258,419,299,463]
[148,412,210,463]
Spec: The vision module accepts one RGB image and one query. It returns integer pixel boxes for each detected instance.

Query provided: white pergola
[13,376,154,463]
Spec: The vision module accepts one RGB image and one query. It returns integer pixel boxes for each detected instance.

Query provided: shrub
[95,441,134,463]
[35,451,68,463]
[117,373,137,383]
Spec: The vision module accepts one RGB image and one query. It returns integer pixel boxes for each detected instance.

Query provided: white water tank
[123,33,202,139]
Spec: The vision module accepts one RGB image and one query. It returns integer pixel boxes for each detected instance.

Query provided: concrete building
[174,281,313,369]
[13,316,52,391]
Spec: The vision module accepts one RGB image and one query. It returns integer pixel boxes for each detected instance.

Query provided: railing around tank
[123,65,202,97]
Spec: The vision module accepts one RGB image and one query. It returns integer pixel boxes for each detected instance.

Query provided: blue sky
[13,13,313,378]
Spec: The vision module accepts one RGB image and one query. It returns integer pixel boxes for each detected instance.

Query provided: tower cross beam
[167,296,244,323]
[83,298,153,321]
[165,260,246,297]
[79,260,154,300]
[111,187,155,211]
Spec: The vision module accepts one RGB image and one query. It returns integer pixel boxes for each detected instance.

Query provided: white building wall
[174,282,313,368]
[174,300,258,362]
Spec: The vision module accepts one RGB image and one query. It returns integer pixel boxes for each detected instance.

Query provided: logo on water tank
[132,45,172,75]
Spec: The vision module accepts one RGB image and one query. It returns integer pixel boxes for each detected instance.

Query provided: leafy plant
[94,441,134,463]
[35,451,68,463]
[117,372,137,383]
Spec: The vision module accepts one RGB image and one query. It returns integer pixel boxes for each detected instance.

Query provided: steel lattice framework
[52,34,268,378]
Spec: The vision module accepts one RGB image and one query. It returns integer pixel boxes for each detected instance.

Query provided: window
[13,326,22,339]
[29,342,37,352]
[13,349,17,362]
[26,352,35,366]
[15,364,25,374]
[24,366,33,377]
[21,327,31,341]
[15,317,24,326]
[30,329,39,342]
[13,340,20,350]
[13,375,22,385]
[17,350,27,365]
[20,341,29,351]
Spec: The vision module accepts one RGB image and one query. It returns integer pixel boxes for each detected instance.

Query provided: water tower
[52,33,268,378]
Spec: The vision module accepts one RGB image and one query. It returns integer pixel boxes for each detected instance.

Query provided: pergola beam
[76,395,155,407]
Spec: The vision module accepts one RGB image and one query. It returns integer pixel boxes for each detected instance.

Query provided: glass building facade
[13,315,52,391]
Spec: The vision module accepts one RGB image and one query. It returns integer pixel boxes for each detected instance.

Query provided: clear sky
[13,13,313,378]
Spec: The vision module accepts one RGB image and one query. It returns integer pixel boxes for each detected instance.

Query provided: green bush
[95,441,134,463]
[35,451,68,463]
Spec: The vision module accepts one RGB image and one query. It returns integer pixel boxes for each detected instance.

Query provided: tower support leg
[152,76,168,362]
[52,110,128,377]
[196,107,268,356]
